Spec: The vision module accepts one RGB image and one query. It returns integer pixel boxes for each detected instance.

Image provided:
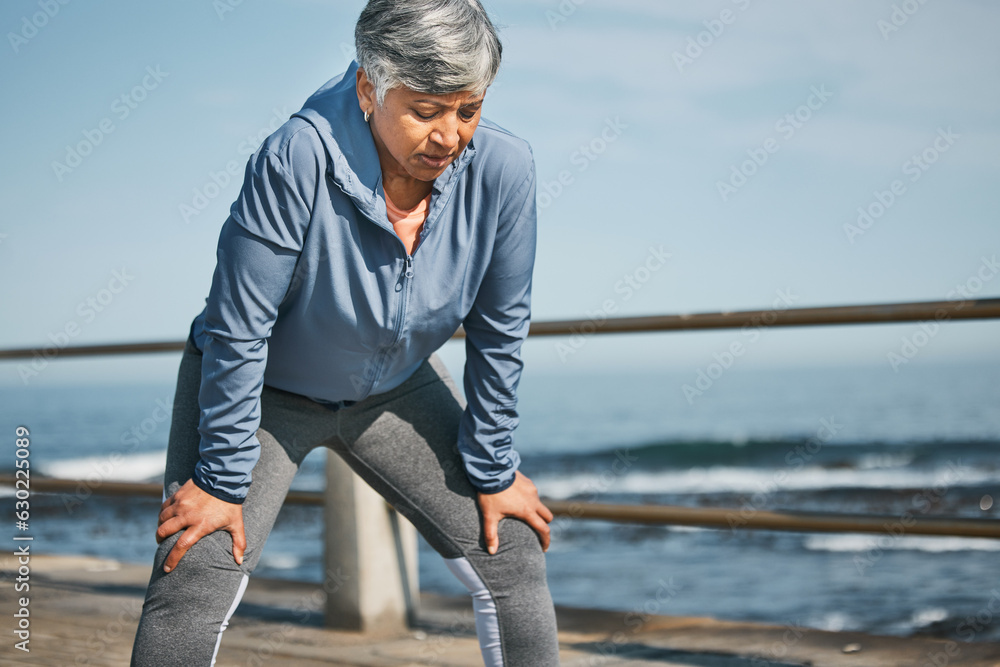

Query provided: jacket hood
[290,60,477,224]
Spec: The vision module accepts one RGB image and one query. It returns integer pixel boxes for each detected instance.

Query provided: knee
[499,514,546,548]
[469,517,549,591]
[142,533,251,627]
[498,517,547,565]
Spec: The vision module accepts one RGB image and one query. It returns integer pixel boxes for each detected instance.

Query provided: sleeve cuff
[192,470,247,505]
[471,470,518,495]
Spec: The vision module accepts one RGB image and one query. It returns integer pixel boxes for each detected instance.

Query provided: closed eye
[412,105,481,121]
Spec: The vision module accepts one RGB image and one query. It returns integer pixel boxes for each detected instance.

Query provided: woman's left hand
[477,471,553,555]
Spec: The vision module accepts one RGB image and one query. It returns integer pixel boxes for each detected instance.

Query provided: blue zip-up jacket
[187,61,536,504]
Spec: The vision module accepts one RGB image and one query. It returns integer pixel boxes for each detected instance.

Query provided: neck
[382,172,432,210]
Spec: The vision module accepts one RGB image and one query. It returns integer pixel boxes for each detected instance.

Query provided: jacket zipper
[364,233,414,395]
[359,180,453,394]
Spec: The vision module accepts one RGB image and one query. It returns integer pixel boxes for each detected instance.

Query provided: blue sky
[1,0,998,387]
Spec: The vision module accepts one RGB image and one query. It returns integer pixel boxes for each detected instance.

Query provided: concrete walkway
[2,554,999,666]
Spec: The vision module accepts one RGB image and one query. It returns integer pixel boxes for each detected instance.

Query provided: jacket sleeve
[458,153,538,494]
[192,133,321,504]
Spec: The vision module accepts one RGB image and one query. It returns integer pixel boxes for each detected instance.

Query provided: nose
[429,114,460,152]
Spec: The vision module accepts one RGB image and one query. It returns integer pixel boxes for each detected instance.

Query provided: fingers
[482,508,500,556]
[229,522,247,566]
[524,476,554,550]
[525,494,553,552]
[527,513,552,552]
[481,503,553,555]
[163,524,208,573]
[484,509,551,554]
[157,500,178,528]
[538,500,554,524]
[156,516,186,545]
[160,490,176,511]
[477,472,556,556]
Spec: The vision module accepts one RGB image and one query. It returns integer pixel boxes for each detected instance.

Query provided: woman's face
[357,68,484,183]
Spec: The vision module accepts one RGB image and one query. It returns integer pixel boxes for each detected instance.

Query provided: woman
[129,1,559,665]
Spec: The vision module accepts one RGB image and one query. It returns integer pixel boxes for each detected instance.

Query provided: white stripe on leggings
[444,557,503,666]
[211,573,249,666]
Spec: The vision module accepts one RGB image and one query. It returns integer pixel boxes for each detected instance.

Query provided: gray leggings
[130,338,559,666]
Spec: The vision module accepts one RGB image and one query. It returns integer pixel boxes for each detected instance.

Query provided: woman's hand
[477,471,553,555]
[156,478,246,573]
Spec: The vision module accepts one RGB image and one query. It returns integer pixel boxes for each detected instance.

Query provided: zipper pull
[404,255,413,279]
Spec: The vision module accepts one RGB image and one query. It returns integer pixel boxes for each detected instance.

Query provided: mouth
[418,153,454,169]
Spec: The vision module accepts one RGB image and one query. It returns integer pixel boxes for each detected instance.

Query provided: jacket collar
[291,61,477,228]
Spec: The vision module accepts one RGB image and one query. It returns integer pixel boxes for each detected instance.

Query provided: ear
[356,67,376,116]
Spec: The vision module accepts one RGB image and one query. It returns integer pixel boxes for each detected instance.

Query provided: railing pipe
[1,297,997,360]
[6,476,998,540]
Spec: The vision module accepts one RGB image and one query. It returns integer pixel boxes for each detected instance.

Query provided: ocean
[2,358,999,642]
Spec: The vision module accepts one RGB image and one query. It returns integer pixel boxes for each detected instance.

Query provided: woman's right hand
[156,478,247,573]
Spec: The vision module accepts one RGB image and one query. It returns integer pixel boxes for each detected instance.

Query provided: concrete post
[322,452,419,632]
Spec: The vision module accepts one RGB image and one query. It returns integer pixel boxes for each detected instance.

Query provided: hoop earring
[364,110,370,123]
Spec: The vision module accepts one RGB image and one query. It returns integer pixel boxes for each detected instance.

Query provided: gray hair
[355,0,503,107]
